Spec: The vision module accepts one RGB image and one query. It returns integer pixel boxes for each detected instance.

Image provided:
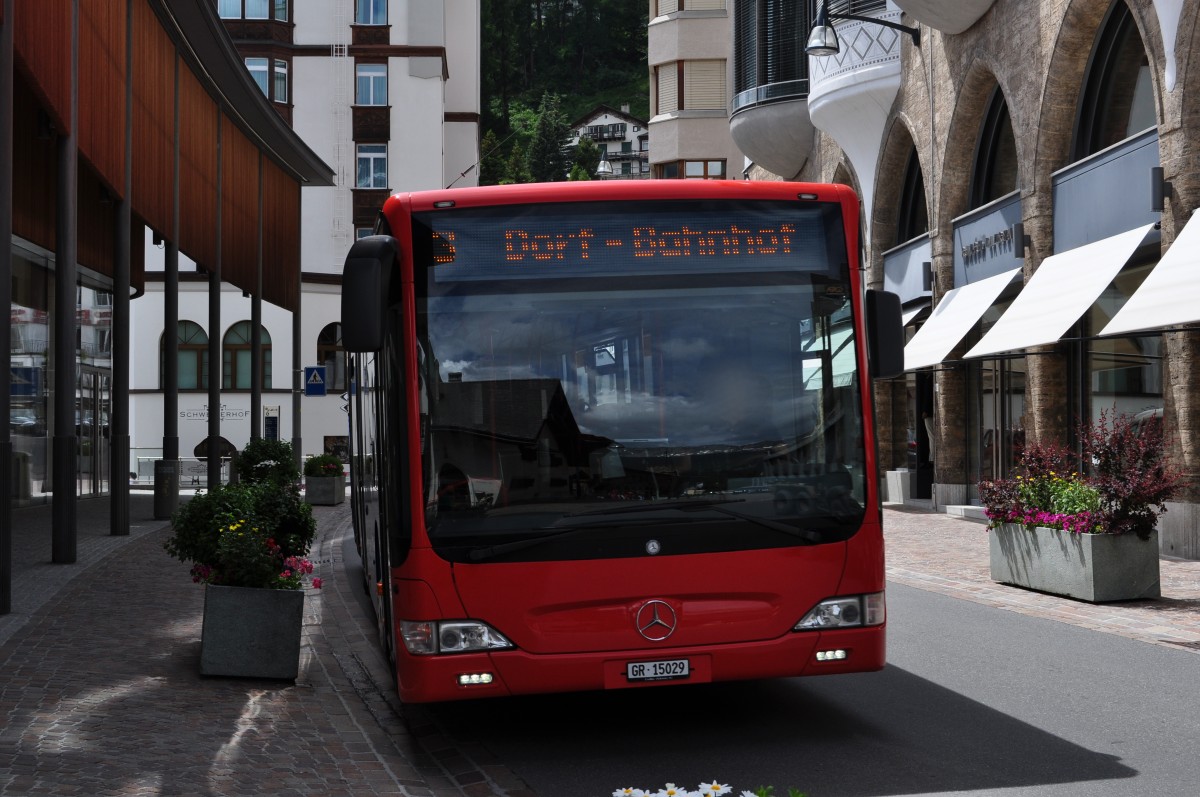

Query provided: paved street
[0,494,1197,796]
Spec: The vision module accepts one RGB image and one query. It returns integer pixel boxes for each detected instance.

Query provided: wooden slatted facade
[7,0,330,309]
[130,0,174,243]
[220,118,261,292]
[178,66,218,271]
[262,158,300,311]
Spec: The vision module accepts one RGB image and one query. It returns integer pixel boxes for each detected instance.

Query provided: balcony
[806,6,910,222]
[892,0,995,35]
[729,80,815,179]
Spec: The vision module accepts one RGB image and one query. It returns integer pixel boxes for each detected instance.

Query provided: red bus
[341,180,903,703]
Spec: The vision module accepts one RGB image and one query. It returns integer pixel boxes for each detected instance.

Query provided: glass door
[76,367,111,496]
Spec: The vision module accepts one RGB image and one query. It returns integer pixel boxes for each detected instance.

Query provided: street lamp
[805,2,920,58]
[595,157,613,179]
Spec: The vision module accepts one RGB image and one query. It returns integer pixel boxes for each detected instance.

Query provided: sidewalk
[882,503,1200,653]
[0,497,1196,795]
[0,493,524,797]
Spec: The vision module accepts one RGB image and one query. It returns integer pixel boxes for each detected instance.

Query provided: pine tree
[478,129,506,186]
[526,92,571,183]
[572,137,601,181]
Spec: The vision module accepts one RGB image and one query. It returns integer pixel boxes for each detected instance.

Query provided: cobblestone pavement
[0,494,531,797]
[1,496,1196,796]
[882,504,1200,654]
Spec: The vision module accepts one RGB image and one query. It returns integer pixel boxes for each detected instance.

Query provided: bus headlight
[794,592,885,630]
[400,620,514,655]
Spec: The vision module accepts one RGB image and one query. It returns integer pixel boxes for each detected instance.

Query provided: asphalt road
[418,583,1200,797]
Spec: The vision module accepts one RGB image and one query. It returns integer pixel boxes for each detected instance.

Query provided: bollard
[153,459,180,520]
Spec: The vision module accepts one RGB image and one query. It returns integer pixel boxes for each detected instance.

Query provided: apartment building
[647,0,748,179]
[129,0,480,476]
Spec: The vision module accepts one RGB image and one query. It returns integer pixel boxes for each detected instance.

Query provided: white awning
[903,268,1021,370]
[966,224,1155,359]
[1100,212,1200,337]
[901,300,930,328]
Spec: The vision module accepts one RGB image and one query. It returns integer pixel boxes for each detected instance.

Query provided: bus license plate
[626,659,690,682]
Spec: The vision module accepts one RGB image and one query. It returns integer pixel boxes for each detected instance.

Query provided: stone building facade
[737,0,1200,558]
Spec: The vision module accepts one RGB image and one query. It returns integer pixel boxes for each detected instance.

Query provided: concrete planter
[989,524,1160,603]
[200,585,304,680]
[304,475,345,505]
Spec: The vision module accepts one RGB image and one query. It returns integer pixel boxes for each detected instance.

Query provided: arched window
[970,88,1018,208]
[897,146,928,243]
[160,321,209,390]
[222,321,272,390]
[317,323,348,392]
[1073,1,1154,159]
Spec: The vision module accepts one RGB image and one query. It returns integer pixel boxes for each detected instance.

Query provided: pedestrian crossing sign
[304,366,327,397]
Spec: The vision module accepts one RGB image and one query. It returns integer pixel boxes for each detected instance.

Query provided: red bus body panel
[364,181,888,703]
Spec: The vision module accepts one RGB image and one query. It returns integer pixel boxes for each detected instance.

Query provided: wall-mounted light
[1151,166,1172,213]
[1011,222,1031,259]
[806,2,920,58]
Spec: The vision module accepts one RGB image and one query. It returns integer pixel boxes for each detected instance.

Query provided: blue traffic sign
[304,366,327,397]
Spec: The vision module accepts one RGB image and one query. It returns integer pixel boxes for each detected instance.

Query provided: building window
[161,320,209,390]
[355,0,386,25]
[355,227,373,240]
[245,57,269,97]
[656,60,726,114]
[219,0,286,19]
[222,321,272,390]
[317,324,348,392]
[273,59,288,104]
[657,160,726,179]
[356,144,388,188]
[1073,1,1155,159]
[897,147,928,242]
[734,0,807,104]
[356,63,387,105]
[969,87,1017,208]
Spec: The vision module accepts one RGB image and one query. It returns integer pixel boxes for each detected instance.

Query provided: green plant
[304,453,345,478]
[166,481,318,589]
[978,411,1183,536]
[235,438,300,487]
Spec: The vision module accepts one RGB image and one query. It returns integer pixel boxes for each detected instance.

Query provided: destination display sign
[415,200,841,281]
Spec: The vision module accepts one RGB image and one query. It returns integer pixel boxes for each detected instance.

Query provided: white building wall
[129,0,479,465]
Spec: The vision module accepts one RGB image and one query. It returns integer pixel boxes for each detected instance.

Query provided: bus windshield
[412,198,865,562]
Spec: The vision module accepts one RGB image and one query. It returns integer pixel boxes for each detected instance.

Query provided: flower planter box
[200,585,304,680]
[989,524,1160,603]
[304,475,345,505]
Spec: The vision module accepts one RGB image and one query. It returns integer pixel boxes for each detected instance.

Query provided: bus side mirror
[342,235,400,353]
[865,289,904,380]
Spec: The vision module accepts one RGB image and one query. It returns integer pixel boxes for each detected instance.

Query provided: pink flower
[311,578,323,589]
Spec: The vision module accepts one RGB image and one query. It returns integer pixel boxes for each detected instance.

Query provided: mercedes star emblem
[635,600,677,642]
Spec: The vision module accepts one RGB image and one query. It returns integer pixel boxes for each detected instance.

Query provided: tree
[526,92,571,183]
[478,129,506,186]
[572,136,601,180]
[503,141,531,184]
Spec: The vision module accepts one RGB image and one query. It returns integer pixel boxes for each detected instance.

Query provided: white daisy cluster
[612,782,739,797]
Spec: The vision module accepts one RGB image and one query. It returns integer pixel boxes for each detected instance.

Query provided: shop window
[222,321,272,390]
